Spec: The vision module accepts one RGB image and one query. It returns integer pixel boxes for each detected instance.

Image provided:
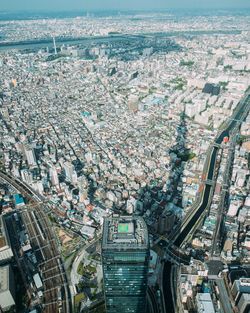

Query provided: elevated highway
[161,92,250,313]
[166,92,250,248]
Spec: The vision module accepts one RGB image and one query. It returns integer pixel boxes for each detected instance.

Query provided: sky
[0,0,250,12]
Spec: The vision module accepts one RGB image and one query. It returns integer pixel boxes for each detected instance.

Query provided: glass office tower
[102,216,150,313]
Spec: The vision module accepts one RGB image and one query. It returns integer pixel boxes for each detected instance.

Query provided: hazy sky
[0,0,250,12]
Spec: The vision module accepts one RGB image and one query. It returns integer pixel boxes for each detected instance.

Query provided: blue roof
[81,111,91,117]
[152,98,162,105]
[13,194,25,206]
[202,283,211,293]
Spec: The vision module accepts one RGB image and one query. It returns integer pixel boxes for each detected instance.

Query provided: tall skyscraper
[50,166,59,186]
[24,144,37,167]
[102,215,149,313]
[157,208,176,234]
[63,161,77,184]
[53,37,57,55]
[128,94,139,112]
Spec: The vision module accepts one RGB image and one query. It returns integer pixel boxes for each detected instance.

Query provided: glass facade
[102,250,149,313]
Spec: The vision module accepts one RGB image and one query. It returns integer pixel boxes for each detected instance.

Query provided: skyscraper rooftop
[102,216,149,250]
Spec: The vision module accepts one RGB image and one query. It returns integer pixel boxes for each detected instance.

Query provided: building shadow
[129,112,190,313]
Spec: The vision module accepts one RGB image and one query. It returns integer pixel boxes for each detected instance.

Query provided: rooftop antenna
[53,36,57,55]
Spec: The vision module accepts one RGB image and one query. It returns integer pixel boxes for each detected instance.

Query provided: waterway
[0,35,138,51]
[174,94,250,247]
[0,30,241,51]
[163,93,250,313]
[163,262,175,313]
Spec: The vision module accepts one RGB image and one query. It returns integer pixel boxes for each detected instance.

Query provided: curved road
[163,92,250,313]
[173,93,250,246]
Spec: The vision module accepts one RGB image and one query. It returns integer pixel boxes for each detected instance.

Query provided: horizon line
[1,7,250,13]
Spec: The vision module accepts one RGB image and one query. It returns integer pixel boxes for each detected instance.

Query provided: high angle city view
[0,0,250,312]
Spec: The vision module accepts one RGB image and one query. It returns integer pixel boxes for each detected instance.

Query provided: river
[163,93,250,313]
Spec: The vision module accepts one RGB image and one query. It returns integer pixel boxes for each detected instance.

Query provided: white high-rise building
[33,181,44,194]
[0,265,15,312]
[78,176,88,202]
[50,166,59,186]
[24,145,37,167]
[64,162,77,184]
[20,169,33,185]
[64,162,73,181]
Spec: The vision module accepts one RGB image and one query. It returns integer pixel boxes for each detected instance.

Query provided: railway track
[0,171,71,313]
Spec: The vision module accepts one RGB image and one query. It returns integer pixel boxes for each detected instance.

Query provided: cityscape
[0,1,250,313]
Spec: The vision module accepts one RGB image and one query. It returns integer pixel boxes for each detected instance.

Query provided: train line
[0,170,72,313]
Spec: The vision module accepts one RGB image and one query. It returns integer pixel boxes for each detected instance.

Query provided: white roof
[196,293,215,313]
[0,290,15,310]
[244,197,250,207]
[0,265,15,310]
[80,225,95,237]
[33,273,43,289]
[0,246,13,262]
[227,202,240,217]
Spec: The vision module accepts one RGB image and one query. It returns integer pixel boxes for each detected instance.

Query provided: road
[70,235,101,295]
[169,92,250,247]
[147,286,160,313]
[161,91,250,312]
[216,279,234,313]
[1,91,249,313]
[211,131,237,257]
